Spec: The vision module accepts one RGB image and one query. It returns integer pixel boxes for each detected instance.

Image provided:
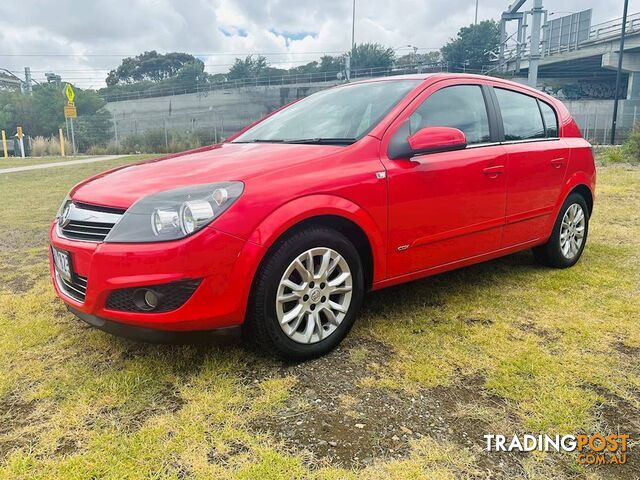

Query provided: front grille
[106,280,202,313]
[57,272,88,302]
[61,220,116,242]
[58,203,124,243]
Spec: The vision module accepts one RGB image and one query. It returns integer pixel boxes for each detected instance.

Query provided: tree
[106,51,201,85]
[351,43,395,73]
[175,60,210,86]
[395,51,441,67]
[441,20,500,72]
[319,55,345,74]
[0,83,109,142]
[227,55,268,80]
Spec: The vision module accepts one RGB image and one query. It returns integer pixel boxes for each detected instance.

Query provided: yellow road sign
[64,83,75,103]
[64,104,77,118]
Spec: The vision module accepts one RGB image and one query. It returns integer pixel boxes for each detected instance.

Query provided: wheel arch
[543,173,594,241]
[247,195,386,291]
[569,184,593,216]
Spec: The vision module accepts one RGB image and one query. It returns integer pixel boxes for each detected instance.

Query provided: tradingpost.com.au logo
[484,434,632,465]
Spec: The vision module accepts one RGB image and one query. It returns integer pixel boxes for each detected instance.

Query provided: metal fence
[101,62,449,102]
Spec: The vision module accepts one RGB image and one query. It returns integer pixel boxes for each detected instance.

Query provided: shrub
[623,124,640,164]
[115,128,218,154]
[47,138,61,156]
[30,136,48,157]
[600,146,626,165]
[87,145,107,156]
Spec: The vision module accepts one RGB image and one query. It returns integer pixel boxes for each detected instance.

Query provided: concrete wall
[105,82,340,140]
[564,99,639,143]
[105,79,637,145]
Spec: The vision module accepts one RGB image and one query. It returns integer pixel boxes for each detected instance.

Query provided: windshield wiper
[285,137,357,145]
[233,139,286,143]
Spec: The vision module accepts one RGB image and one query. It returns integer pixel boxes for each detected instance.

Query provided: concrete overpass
[503,12,640,99]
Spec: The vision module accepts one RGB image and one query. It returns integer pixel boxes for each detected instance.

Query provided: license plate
[52,246,72,282]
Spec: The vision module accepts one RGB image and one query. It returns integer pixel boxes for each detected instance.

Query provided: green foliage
[0,84,108,140]
[110,128,220,154]
[623,123,640,164]
[105,50,202,85]
[441,20,500,72]
[351,43,395,71]
[74,109,113,151]
[598,146,626,165]
[227,55,268,80]
[395,51,441,67]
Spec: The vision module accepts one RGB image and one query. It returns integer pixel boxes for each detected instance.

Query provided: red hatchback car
[50,74,595,359]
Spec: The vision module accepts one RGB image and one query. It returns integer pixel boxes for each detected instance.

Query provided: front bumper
[49,223,265,332]
[67,306,241,343]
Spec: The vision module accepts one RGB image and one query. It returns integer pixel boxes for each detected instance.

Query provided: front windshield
[233,80,421,144]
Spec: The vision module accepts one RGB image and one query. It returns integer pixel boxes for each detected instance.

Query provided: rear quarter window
[538,101,559,138]
[495,88,545,141]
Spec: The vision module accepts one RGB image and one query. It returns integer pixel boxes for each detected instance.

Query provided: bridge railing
[589,11,640,41]
[499,11,640,63]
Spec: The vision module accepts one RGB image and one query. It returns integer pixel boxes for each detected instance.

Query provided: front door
[380,82,508,278]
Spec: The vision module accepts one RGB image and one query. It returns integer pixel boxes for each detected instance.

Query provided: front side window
[539,101,559,137]
[495,88,545,141]
[233,80,421,144]
[408,85,491,145]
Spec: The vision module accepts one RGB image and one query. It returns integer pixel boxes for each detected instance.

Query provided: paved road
[0,155,130,174]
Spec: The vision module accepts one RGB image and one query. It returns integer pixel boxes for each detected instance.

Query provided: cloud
[0,0,635,88]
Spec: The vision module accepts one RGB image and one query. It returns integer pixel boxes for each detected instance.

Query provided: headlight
[56,194,71,222]
[105,182,243,243]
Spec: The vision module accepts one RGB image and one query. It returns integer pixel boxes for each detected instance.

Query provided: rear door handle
[482,165,504,177]
[551,158,566,168]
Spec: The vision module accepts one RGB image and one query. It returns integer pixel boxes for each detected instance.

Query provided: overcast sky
[0,0,636,88]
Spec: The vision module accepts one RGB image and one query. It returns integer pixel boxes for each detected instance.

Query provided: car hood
[71,142,343,209]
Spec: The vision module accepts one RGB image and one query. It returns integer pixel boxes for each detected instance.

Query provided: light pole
[475,0,479,25]
[351,0,356,54]
[611,0,629,145]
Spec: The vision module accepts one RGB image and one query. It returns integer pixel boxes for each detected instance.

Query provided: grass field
[0,155,638,479]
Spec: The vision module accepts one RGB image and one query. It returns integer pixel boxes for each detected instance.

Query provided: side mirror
[388,125,467,159]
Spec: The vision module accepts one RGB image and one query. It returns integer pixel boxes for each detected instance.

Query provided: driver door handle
[482,165,504,177]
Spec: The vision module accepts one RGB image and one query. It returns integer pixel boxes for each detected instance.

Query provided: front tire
[533,193,589,268]
[245,227,364,360]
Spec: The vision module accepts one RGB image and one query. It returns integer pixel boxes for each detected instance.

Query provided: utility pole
[528,0,543,88]
[24,67,33,95]
[351,0,356,53]
[351,0,356,74]
[475,0,479,24]
[611,0,629,145]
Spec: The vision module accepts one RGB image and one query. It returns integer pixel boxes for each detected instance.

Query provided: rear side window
[495,88,545,141]
[539,101,559,137]
[409,85,491,145]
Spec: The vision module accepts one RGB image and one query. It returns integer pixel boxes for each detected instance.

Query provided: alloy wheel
[559,203,586,259]
[276,247,353,344]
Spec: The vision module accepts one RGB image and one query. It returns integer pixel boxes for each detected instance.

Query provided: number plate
[52,246,72,282]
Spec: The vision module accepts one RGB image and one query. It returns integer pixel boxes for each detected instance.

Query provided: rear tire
[245,227,364,360]
[533,193,589,268]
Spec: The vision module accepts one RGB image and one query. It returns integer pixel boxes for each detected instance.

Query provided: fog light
[133,288,161,311]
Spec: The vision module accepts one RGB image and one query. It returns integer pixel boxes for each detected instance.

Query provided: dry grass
[0,156,638,479]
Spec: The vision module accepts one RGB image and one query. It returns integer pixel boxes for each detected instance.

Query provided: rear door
[491,87,569,247]
[380,80,508,278]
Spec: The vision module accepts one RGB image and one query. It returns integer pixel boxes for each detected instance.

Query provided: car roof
[349,73,559,105]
